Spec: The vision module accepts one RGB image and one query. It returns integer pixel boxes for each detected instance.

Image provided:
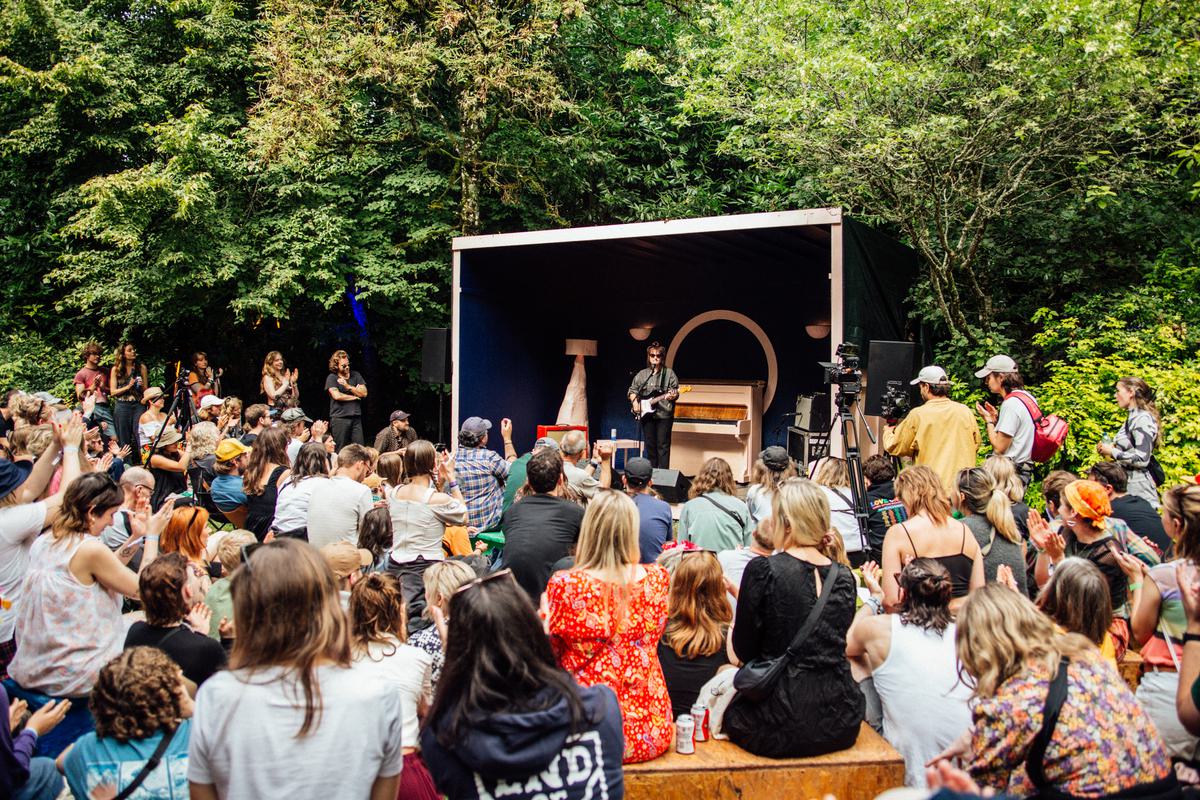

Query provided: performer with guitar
[628,342,680,469]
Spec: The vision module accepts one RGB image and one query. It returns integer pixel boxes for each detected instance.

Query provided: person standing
[74,342,113,440]
[325,350,367,449]
[627,342,679,469]
[374,410,418,454]
[187,353,221,405]
[1097,376,1162,509]
[109,341,148,466]
[261,351,299,410]
[882,365,979,494]
[974,355,1035,486]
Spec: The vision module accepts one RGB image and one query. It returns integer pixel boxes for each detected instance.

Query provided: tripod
[808,391,870,553]
[145,371,198,457]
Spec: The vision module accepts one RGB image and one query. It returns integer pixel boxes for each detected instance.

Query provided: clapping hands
[1027,509,1065,561]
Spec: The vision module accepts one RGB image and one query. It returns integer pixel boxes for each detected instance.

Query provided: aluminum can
[675,714,696,754]
[690,703,709,742]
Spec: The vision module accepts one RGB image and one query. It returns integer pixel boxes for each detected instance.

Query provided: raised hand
[975,401,998,424]
[59,416,86,450]
[1112,547,1147,582]
[996,564,1020,593]
[97,452,114,473]
[9,698,27,733]
[500,418,513,439]
[311,419,329,439]
[148,499,176,537]
[860,561,883,597]
[218,617,236,639]
[26,699,71,736]
[186,602,213,633]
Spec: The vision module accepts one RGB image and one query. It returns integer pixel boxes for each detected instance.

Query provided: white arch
[666,310,778,410]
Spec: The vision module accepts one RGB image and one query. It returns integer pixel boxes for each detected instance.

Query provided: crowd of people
[0,343,1196,800]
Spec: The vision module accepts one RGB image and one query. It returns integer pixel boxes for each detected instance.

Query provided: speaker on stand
[422,328,451,446]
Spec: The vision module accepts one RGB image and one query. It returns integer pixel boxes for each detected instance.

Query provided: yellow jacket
[882,397,981,494]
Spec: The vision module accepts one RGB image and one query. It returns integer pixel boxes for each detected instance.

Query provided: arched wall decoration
[666,310,778,410]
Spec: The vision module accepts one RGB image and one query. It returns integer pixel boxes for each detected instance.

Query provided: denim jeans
[14,757,62,800]
[113,400,144,465]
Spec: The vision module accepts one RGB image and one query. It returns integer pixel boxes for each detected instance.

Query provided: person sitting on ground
[501,436,559,513]
[374,410,419,455]
[863,454,908,565]
[137,387,169,455]
[187,421,220,492]
[717,515,775,613]
[624,456,672,563]
[954,467,1027,596]
[261,351,298,411]
[272,441,331,540]
[454,416,515,533]
[1090,461,1170,554]
[209,438,250,528]
[124,553,227,689]
[358,506,394,572]
[9,474,170,719]
[186,539,405,799]
[941,584,1171,797]
[745,445,796,531]
[384,441,467,616]
[981,454,1031,539]
[321,540,373,609]
[203,529,256,641]
[195,395,224,426]
[306,443,373,548]
[846,558,972,787]
[546,490,672,763]
[1035,557,1116,670]
[375,451,404,494]
[1030,478,1160,659]
[98,467,154,551]
[241,426,291,540]
[881,465,984,611]
[723,478,863,758]
[883,365,980,494]
[349,573,437,800]
[58,647,192,800]
[407,559,477,692]
[678,457,752,552]
[657,548,732,717]
[1097,376,1163,509]
[146,427,190,513]
[814,456,868,565]
[1,680,68,800]
[502,448,585,600]
[239,404,271,445]
[216,396,243,441]
[558,430,613,500]
[160,505,215,584]
[283,408,326,467]
[1120,483,1200,760]
[421,572,624,800]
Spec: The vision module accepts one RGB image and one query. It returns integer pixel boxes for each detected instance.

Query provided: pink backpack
[1009,390,1068,463]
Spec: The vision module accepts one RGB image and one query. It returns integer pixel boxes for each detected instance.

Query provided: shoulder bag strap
[1025,657,1072,797]
[784,563,841,659]
[112,723,178,800]
[1010,390,1044,424]
[700,493,746,527]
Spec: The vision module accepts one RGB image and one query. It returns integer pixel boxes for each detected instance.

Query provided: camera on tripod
[879,380,912,420]
[819,342,862,400]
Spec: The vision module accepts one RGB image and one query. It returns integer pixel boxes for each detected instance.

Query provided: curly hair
[349,572,407,656]
[328,349,348,374]
[188,421,219,460]
[139,553,189,626]
[689,457,736,499]
[91,647,186,742]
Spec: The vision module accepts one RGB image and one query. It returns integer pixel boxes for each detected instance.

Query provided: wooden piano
[670,380,764,483]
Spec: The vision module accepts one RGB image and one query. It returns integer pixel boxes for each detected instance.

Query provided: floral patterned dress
[547,565,673,763]
[968,656,1171,797]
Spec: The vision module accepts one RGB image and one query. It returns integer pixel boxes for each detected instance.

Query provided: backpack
[1009,390,1068,463]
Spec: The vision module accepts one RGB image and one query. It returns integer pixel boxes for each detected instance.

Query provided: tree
[674,0,1198,342]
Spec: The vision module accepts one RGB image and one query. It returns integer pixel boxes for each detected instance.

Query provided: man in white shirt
[307,444,375,548]
[559,430,611,499]
[974,354,1036,485]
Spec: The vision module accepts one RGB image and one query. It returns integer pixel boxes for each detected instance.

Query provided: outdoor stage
[450,209,920,476]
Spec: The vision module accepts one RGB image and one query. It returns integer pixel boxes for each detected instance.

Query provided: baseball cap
[199,395,224,410]
[215,438,251,463]
[0,460,27,503]
[533,436,561,453]
[910,366,949,386]
[760,445,791,472]
[389,410,410,423]
[974,355,1018,379]
[320,541,373,578]
[461,416,491,436]
[281,407,312,424]
[625,457,654,483]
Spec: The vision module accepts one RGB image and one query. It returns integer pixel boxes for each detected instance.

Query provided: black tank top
[246,465,288,541]
[902,521,974,598]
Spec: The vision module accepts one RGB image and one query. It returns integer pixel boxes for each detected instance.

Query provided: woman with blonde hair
[954,467,1027,596]
[677,456,752,551]
[943,584,1171,797]
[546,489,672,763]
[407,559,479,691]
[187,539,406,799]
[657,549,732,716]
[261,351,299,410]
[881,466,983,610]
[814,456,867,564]
[1097,376,1163,508]
[349,572,437,800]
[723,478,862,757]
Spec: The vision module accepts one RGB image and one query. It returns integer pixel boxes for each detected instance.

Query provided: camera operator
[882,365,979,494]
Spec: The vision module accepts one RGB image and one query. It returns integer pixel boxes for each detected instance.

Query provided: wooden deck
[625,724,905,800]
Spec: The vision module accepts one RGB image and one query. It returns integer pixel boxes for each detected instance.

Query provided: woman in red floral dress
[545,490,674,763]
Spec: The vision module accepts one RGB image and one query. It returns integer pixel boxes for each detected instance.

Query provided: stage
[451,209,920,478]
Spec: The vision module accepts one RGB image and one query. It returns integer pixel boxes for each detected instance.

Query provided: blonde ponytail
[985,489,1020,543]
[957,467,1020,544]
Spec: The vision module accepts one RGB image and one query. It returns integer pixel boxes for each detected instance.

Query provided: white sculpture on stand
[556,339,597,427]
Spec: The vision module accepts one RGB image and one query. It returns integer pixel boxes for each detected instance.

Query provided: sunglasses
[453,568,514,597]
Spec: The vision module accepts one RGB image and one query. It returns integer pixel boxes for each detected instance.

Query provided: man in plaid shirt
[455,416,516,532]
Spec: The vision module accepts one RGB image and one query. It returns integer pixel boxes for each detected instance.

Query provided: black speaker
[421,328,450,384]
[864,340,918,417]
[652,468,691,505]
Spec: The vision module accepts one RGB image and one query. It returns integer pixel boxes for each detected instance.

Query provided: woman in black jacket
[723,478,863,757]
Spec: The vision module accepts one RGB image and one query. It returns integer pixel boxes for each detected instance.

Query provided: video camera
[878,380,912,420]
[819,342,862,400]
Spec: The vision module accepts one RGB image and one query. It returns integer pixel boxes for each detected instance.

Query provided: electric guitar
[633,385,692,420]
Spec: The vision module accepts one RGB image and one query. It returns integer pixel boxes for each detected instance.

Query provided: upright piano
[670,380,764,483]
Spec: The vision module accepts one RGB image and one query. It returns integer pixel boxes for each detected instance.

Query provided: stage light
[629,326,653,341]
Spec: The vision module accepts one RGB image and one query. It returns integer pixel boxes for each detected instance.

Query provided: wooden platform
[625,724,905,800]
[1120,650,1143,691]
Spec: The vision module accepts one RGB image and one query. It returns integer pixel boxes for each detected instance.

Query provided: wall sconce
[805,322,831,339]
[629,326,653,341]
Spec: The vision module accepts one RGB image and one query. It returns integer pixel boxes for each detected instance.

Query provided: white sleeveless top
[9,535,124,697]
[871,616,973,787]
[387,485,467,563]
